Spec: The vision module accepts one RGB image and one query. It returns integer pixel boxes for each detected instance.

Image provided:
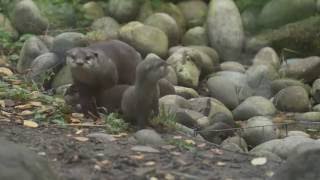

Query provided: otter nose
[76,59,84,66]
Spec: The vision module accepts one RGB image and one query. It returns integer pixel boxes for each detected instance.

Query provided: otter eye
[85,56,91,61]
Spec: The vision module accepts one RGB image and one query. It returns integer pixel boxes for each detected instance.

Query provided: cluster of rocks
[2,0,320,167]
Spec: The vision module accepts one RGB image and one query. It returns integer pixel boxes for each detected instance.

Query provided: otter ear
[92,51,99,58]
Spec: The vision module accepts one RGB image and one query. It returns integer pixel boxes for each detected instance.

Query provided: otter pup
[66,40,141,117]
[121,53,169,129]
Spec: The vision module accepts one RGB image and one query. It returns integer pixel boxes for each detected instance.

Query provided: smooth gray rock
[233,96,276,121]
[12,0,49,34]
[199,122,234,144]
[17,36,49,73]
[241,6,260,33]
[207,76,239,110]
[82,1,105,20]
[273,86,310,112]
[246,64,279,98]
[134,129,165,146]
[87,133,116,143]
[165,66,178,85]
[144,13,180,46]
[188,97,233,121]
[51,65,73,89]
[294,112,320,122]
[207,0,244,61]
[159,95,192,113]
[291,141,320,157]
[271,78,309,96]
[250,150,282,162]
[243,116,277,147]
[182,26,208,46]
[87,16,120,41]
[119,21,168,58]
[174,86,199,99]
[258,0,316,29]
[222,136,248,152]
[220,61,245,73]
[51,32,87,58]
[252,47,280,69]
[177,0,207,28]
[0,138,58,180]
[108,0,140,23]
[209,112,235,128]
[312,104,320,112]
[279,56,320,84]
[287,131,310,138]
[221,143,244,153]
[311,79,320,104]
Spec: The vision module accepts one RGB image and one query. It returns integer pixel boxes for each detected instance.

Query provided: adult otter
[121,53,169,129]
[66,40,141,117]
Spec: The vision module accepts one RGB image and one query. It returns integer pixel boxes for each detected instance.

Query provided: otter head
[66,48,101,71]
[137,53,169,83]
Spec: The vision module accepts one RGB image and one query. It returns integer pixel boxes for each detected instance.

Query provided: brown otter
[158,78,176,97]
[66,40,141,117]
[121,53,169,129]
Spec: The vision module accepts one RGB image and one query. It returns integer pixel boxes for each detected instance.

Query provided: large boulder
[182,26,208,46]
[11,0,49,34]
[82,1,105,20]
[119,21,168,58]
[207,0,244,61]
[252,47,280,69]
[51,32,87,58]
[271,78,309,96]
[108,0,140,23]
[258,0,316,29]
[87,16,120,42]
[144,13,180,46]
[177,0,208,28]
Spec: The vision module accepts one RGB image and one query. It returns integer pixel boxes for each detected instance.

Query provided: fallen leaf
[29,101,42,107]
[170,151,181,156]
[173,136,182,140]
[0,67,13,76]
[197,143,206,148]
[130,154,145,160]
[145,161,155,166]
[23,120,39,128]
[150,177,158,180]
[1,110,12,117]
[15,104,33,110]
[216,161,226,166]
[164,173,175,180]
[20,110,34,116]
[112,133,128,138]
[70,117,81,123]
[72,113,84,118]
[184,139,196,145]
[251,157,267,166]
[94,164,101,171]
[73,136,89,142]
[0,100,5,108]
[210,148,224,155]
[265,170,274,177]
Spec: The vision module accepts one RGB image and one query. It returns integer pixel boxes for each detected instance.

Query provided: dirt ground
[0,122,281,180]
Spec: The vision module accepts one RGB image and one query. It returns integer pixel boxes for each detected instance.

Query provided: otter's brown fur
[158,78,176,97]
[121,53,169,129]
[66,40,141,117]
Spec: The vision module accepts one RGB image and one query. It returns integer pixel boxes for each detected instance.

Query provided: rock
[12,0,49,34]
[144,13,180,46]
[250,150,282,162]
[82,1,105,20]
[188,97,233,121]
[119,21,168,58]
[187,46,219,65]
[209,112,235,128]
[241,6,260,33]
[291,141,320,157]
[182,26,208,46]
[87,16,120,42]
[164,66,178,85]
[134,129,165,146]
[279,57,320,84]
[51,32,87,58]
[207,76,239,110]
[272,149,320,180]
[273,86,310,112]
[250,136,314,159]
[271,78,309,96]
[243,116,277,147]
[0,138,58,180]
[17,36,49,73]
[312,79,320,104]
[27,52,60,84]
[175,108,205,128]
[207,0,244,61]
[221,143,244,153]
[220,61,245,73]
[159,95,191,113]
[287,131,310,138]
[0,13,18,39]
[312,104,320,112]
[108,0,140,23]
[166,48,201,88]
[177,0,207,28]
[199,122,234,144]
[196,116,211,129]
[246,64,279,98]
[51,65,73,89]
[294,112,320,122]
[258,0,316,29]
[174,86,199,99]
[131,145,160,153]
[233,96,276,121]
[87,133,116,142]
[222,136,248,152]
[252,47,280,69]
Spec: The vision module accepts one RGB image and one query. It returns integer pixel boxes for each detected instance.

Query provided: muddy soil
[0,122,281,180]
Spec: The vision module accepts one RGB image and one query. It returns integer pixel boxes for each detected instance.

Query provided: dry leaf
[70,117,81,123]
[130,154,145,160]
[164,173,175,180]
[197,143,206,148]
[173,136,182,140]
[170,151,181,156]
[23,120,39,128]
[1,110,12,117]
[184,139,196,145]
[211,148,224,155]
[73,136,89,142]
[0,100,5,108]
[72,113,84,118]
[145,161,156,166]
[150,177,158,180]
[94,164,101,171]
[29,101,42,107]
[0,67,13,76]
[251,157,267,166]
[75,129,84,135]
[20,110,34,116]
[15,104,33,110]
[216,161,226,166]
[112,133,128,138]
